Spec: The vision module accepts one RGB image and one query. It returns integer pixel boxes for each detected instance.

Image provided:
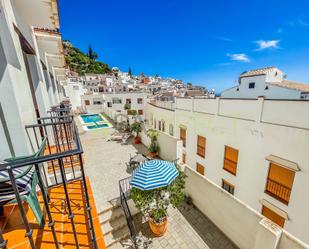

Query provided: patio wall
[140,127,182,162]
[184,166,309,249]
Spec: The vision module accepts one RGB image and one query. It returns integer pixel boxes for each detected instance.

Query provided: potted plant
[124,102,131,110]
[147,129,159,158]
[131,166,186,236]
[130,122,142,144]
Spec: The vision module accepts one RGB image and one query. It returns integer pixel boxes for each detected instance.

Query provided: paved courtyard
[77,118,238,249]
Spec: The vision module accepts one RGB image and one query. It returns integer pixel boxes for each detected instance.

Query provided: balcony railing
[265,178,291,204]
[119,177,137,249]
[0,109,98,249]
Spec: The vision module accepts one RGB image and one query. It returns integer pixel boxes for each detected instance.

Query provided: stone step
[102,215,128,235]
[107,240,133,249]
[105,225,130,248]
[99,205,124,224]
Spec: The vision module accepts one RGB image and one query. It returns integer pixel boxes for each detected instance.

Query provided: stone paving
[77,117,238,249]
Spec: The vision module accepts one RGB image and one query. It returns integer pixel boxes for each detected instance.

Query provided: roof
[240,66,276,78]
[267,80,309,92]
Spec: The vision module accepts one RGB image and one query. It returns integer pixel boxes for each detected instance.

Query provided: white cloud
[255,40,280,51]
[298,18,309,27]
[226,53,250,63]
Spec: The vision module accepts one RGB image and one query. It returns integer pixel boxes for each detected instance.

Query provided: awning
[179,124,187,129]
[266,155,300,171]
[260,199,289,220]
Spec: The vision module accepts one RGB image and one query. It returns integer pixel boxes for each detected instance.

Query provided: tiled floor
[78,117,238,249]
[0,179,105,249]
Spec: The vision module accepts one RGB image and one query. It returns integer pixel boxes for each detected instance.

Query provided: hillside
[63,41,111,75]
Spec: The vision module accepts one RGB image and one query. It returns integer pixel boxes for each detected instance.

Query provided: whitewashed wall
[185,166,309,249]
[140,127,182,162]
[171,97,309,244]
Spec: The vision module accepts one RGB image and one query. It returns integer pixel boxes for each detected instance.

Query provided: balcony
[265,178,291,205]
[0,106,105,249]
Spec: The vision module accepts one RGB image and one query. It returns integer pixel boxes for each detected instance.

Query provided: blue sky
[59,0,309,92]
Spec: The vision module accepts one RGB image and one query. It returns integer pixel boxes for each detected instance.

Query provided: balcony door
[14,25,40,119]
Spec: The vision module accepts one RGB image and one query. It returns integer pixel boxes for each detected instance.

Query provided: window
[197,135,206,158]
[137,98,143,104]
[93,100,102,105]
[169,124,174,136]
[265,86,269,90]
[127,110,136,115]
[196,163,205,176]
[126,98,131,104]
[180,128,186,148]
[265,163,295,205]
[158,121,162,131]
[85,100,90,106]
[262,205,285,227]
[162,121,165,132]
[112,98,122,104]
[107,102,112,107]
[223,146,238,175]
[222,179,235,195]
[73,86,79,90]
[154,119,156,129]
[138,109,143,115]
[249,82,255,89]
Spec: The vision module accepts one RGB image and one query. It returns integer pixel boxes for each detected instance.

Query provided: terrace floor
[0,179,105,249]
[78,117,239,249]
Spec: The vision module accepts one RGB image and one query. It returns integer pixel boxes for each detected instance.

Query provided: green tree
[88,45,98,60]
[128,67,132,77]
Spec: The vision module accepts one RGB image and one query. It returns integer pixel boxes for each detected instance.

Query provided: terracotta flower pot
[134,136,141,144]
[148,152,158,158]
[148,217,168,236]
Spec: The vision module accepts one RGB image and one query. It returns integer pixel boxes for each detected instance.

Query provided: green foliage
[88,45,98,60]
[147,129,159,153]
[131,165,186,224]
[130,122,142,136]
[128,67,132,77]
[124,103,131,110]
[63,41,111,75]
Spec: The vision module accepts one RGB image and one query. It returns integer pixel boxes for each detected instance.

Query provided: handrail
[119,177,137,249]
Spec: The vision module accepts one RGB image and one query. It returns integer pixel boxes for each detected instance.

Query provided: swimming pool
[79,114,112,131]
[80,114,104,123]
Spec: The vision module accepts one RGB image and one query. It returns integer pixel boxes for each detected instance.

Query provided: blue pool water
[87,124,109,129]
[80,114,104,123]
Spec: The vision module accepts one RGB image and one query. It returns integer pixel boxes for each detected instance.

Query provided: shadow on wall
[0,14,22,82]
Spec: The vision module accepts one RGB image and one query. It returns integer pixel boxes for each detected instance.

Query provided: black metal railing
[265,178,291,204]
[119,177,137,249]
[0,110,98,249]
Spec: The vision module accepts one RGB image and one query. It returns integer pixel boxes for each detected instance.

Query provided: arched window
[169,124,174,136]
[154,119,156,129]
[162,120,165,132]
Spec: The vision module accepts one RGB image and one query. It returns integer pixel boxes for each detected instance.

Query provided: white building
[221,67,309,99]
[81,92,147,122]
[0,0,66,159]
[63,77,86,110]
[146,96,309,244]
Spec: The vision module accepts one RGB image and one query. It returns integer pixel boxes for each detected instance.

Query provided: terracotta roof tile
[267,80,309,92]
[240,66,276,77]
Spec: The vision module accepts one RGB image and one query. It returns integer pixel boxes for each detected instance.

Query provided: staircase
[100,201,138,248]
